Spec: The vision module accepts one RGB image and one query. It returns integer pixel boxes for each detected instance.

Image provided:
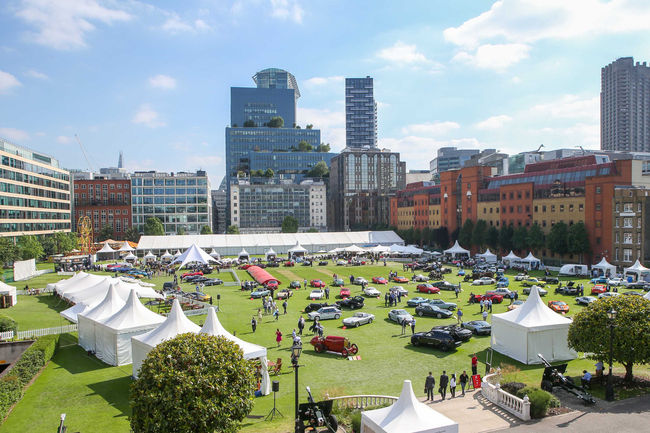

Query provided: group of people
[424,354,479,402]
[384,289,403,307]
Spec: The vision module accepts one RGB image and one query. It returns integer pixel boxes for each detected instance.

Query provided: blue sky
[1,0,650,187]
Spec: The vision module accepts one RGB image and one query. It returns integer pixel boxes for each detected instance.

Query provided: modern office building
[429,147,483,175]
[131,170,211,235]
[211,188,227,234]
[345,77,377,148]
[230,179,326,233]
[406,170,432,185]
[247,150,336,183]
[329,147,406,231]
[0,138,72,237]
[601,57,650,152]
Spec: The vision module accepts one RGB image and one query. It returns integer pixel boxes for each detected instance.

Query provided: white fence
[325,394,398,409]
[481,370,531,421]
[0,324,78,341]
[223,269,240,287]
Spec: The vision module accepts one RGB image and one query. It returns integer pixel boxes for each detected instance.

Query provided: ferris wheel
[78,216,93,255]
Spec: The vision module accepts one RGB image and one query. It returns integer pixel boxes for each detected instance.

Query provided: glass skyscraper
[346,76,377,148]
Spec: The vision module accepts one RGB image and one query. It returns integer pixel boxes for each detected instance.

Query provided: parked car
[353,277,368,286]
[591,284,608,295]
[372,276,388,285]
[392,276,409,283]
[265,281,279,290]
[598,292,620,299]
[413,274,429,282]
[622,290,645,297]
[309,289,325,300]
[417,284,440,294]
[496,277,510,288]
[310,279,325,288]
[388,309,414,324]
[187,291,211,302]
[308,306,342,321]
[426,299,457,311]
[406,297,431,307]
[430,281,459,291]
[310,335,358,357]
[556,285,580,296]
[507,300,525,310]
[363,286,381,297]
[336,260,347,266]
[332,278,345,287]
[575,296,597,306]
[542,276,559,285]
[342,312,375,328]
[488,287,513,297]
[335,296,365,309]
[304,302,329,313]
[548,300,569,313]
[415,304,454,319]
[339,287,351,298]
[203,278,223,286]
[250,289,270,298]
[522,285,548,296]
[318,261,329,266]
[390,286,409,296]
[461,320,492,335]
[276,289,293,299]
[290,280,302,289]
[433,325,472,342]
[590,276,609,284]
[514,273,528,281]
[622,280,650,290]
[607,278,624,286]
[411,330,461,351]
[284,261,295,267]
[469,292,504,304]
[472,277,496,286]
[522,278,546,287]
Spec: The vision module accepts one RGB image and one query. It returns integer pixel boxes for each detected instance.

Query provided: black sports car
[335,296,365,309]
[304,302,330,313]
[430,281,459,291]
[203,278,223,286]
[433,325,473,342]
[555,286,580,296]
[318,261,329,266]
[410,330,461,351]
[414,304,454,318]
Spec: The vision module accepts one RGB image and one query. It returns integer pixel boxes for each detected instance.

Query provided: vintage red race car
[238,264,253,270]
[469,293,504,304]
[339,287,351,298]
[265,280,279,289]
[392,276,409,283]
[310,279,326,288]
[284,261,295,267]
[310,335,359,357]
[591,284,608,294]
[372,277,388,284]
[417,284,440,294]
[181,271,203,279]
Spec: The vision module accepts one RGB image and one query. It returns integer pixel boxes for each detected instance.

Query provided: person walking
[459,371,469,396]
[401,319,407,335]
[457,308,463,325]
[251,316,257,333]
[298,316,305,335]
[273,308,280,321]
[488,299,493,313]
[450,374,457,398]
[282,300,288,314]
[325,286,330,299]
[479,299,484,313]
[410,318,416,334]
[257,308,263,324]
[384,292,389,307]
[425,372,436,401]
[471,354,478,375]
[275,329,282,347]
[482,310,488,321]
[397,290,402,303]
[439,371,449,400]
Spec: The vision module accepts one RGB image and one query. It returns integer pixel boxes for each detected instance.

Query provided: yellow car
[522,277,546,287]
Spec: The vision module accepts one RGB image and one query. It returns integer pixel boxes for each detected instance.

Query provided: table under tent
[624,260,650,282]
[591,257,616,277]
[288,243,308,258]
[502,251,521,267]
[476,248,497,264]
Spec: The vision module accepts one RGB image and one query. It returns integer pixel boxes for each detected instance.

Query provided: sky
[1,0,650,187]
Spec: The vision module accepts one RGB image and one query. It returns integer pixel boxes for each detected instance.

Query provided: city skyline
[1,1,650,186]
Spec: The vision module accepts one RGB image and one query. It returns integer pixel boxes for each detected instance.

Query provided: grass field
[1,261,648,432]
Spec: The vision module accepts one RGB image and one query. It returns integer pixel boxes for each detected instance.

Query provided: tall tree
[267,116,284,128]
[18,235,44,260]
[413,228,422,246]
[143,217,164,236]
[226,225,240,234]
[547,222,569,255]
[421,227,431,248]
[512,226,528,251]
[450,227,460,243]
[458,219,474,248]
[499,224,514,252]
[281,216,299,233]
[526,223,545,252]
[200,225,212,235]
[435,227,450,249]
[486,226,499,250]
[0,238,20,266]
[472,219,488,250]
[297,140,313,152]
[98,225,114,242]
[567,221,591,262]
[124,226,141,243]
[307,161,329,178]
[317,143,331,152]
[264,168,274,178]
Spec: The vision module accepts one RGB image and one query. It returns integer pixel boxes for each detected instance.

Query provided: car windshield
[474,321,490,326]
[395,310,407,314]
[355,313,365,317]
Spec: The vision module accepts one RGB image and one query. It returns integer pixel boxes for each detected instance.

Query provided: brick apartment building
[73,176,132,240]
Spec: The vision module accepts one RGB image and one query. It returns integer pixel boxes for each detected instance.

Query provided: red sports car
[372,277,388,284]
[266,281,279,289]
[548,300,569,314]
[310,279,326,288]
[469,293,504,304]
[591,284,607,295]
[238,264,253,270]
[284,261,295,267]
[392,276,409,283]
[181,271,203,279]
[417,284,440,294]
[339,287,351,298]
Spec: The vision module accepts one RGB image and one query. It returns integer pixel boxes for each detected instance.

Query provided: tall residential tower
[345,77,377,148]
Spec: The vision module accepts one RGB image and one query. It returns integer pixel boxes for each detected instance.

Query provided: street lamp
[605,308,617,401]
[291,343,303,432]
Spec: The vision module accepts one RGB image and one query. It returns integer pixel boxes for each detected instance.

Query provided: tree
[124,226,141,243]
[39,232,77,256]
[420,227,431,248]
[307,228,318,233]
[177,227,186,236]
[200,225,212,235]
[130,333,256,433]
[317,143,331,152]
[568,296,650,382]
[413,228,422,247]
[486,226,499,250]
[499,224,514,252]
[98,225,114,242]
[450,227,460,243]
[526,223,545,252]
[434,227,450,249]
[306,124,313,129]
[297,140,313,152]
[243,119,256,127]
[472,219,488,250]
[458,219,474,248]
[267,116,284,128]
[143,217,164,236]
[547,222,568,255]
[18,235,44,260]
[264,168,274,178]
[307,161,329,178]
[512,226,528,251]
[281,216,299,233]
[567,221,591,262]
[0,238,20,266]
[226,225,240,234]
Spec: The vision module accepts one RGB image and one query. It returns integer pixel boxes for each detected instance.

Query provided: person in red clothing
[275,329,283,347]
[471,353,478,375]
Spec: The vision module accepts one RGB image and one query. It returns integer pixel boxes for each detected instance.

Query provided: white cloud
[0,71,21,93]
[377,41,428,64]
[379,136,482,170]
[475,114,513,130]
[401,121,460,136]
[148,74,176,90]
[0,127,30,142]
[132,104,166,128]
[452,43,530,71]
[161,14,211,34]
[25,69,49,80]
[297,107,345,150]
[530,94,598,121]
[303,76,344,87]
[56,135,73,144]
[533,123,599,148]
[270,0,304,24]
[16,0,131,50]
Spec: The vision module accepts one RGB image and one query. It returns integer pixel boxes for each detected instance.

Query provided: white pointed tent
[53,272,105,297]
[443,241,470,258]
[200,307,271,395]
[209,248,220,259]
[93,289,165,366]
[644,291,650,301]
[161,250,173,261]
[369,245,390,253]
[288,242,308,257]
[361,380,458,433]
[476,248,497,263]
[124,252,137,262]
[343,244,366,254]
[78,284,126,352]
[520,252,541,270]
[131,299,201,378]
[238,249,250,261]
[403,245,424,255]
[624,260,650,282]
[173,250,182,258]
[118,241,134,252]
[502,251,521,266]
[491,286,576,364]
[46,271,87,292]
[265,248,277,260]
[171,244,218,270]
[592,257,616,277]
[143,251,156,261]
[0,281,17,306]
[96,242,117,259]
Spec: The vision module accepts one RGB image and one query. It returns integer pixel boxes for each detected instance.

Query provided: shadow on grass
[86,376,132,418]
[54,343,118,375]
[35,293,69,313]
[403,343,456,358]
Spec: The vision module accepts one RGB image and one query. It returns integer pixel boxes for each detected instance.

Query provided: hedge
[515,386,557,418]
[0,334,60,422]
[0,316,16,334]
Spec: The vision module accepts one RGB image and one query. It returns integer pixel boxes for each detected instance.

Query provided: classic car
[606,278,623,286]
[250,289,270,298]
[336,260,347,266]
[332,278,345,287]
[469,293,504,304]
[488,287,513,297]
[591,284,608,295]
[388,309,414,324]
[290,280,302,289]
[622,280,650,290]
[406,297,431,307]
[514,273,528,281]
[203,278,223,286]
[265,280,279,290]
[507,300,525,310]
[310,279,326,288]
[339,287,351,298]
[372,276,388,284]
[430,281,459,291]
[335,296,365,309]
[417,284,440,294]
[363,286,381,297]
[433,325,472,342]
[472,277,496,286]
[522,278,546,287]
[181,271,203,280]
[410,330,461,351]
[542,276,560,285]
[318,261,329,266]
[426,299,457,311]
[310,335,358,357]
[391,276,409,283]
[575,296,597,306]
[342,312,375,327]
[522,285,548,296]
[309,289,325,300]
[555,285,580,296]
[413,274,429,282]
[415,304,454,319]
[304,302,329,313]
[390,286,409,296]
[622,290,645,296]
[548,300,569,313]
[284,261,295,267]
[276,289,293,299]
[598,292,620,299]
[461,320,492,335]
[590,276,609,284]
[353,277,368,285]
[307,306,342,321]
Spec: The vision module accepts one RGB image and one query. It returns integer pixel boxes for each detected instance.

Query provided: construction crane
[75,134,94,172]
[535,144,545,153]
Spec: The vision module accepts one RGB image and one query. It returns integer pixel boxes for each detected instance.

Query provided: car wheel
[355,321,360,327]
[341,348,348,357]
[437,313,442,319]
[334,314,340,319]
[412,338,419,346]
[350,344,358,354]
[417,311,424,317]
[368,318,373,323]
[314,344,324,353]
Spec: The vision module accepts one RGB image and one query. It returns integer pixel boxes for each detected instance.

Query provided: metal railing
[481,370,531,421]
[325,394,398,409]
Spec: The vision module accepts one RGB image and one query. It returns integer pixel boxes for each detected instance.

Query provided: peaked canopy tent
[171,243,218,270]
[46,271,88,292]
[247,266,281,286]
[343,244,366,254]
[502,251,521,267]
[592,257,617,277]
[443,241,470,259]
[401,245,423,255]
[161,250,173,262]
[93,290,165,366]
[173,250,182,258]
[209,248,220,259]
[491,286,576,364]
[0,281,17,307]
[519,252,542,270]
[288,243,308,258]
[118,241,134,252]
[124,252,137,262]
[78,284,126,352]
[143,251,156,262]
[238,249,250,261]
[361,380,458,433]
[624,260,650,282]
[476,248,497,263]
[264,248,277,261]
[131,299,201,378]
[96,242,117,260]
[368,245,390,254]
[56,274,110,299]
[200,307,271,395]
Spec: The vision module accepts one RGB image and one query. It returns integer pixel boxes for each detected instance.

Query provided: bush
[0,316,17,334]
[516,386,554,418]
[11,350,44,386]
[350,410,362,433]
[501,381,525,395]
[0,375,23,420]
[30,334,59,363]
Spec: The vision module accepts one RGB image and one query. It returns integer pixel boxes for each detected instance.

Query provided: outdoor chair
[267,358,282,375]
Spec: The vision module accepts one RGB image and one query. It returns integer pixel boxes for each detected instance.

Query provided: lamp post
[605,308,617,401]
[291,343,303,433]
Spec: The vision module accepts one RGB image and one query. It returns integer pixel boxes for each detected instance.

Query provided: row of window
[0,210,70,220]
[132,206,208,214]
[132,196,208,205]
[1,182,70,201]
[1,155,70,181]
[132,187,208,195]
[131,177,208,186]
[131,215,209,224]
[0,168,69,191]
[614,232,643,244]
[0,222,71,232]
[0,195,71,210]
[75,183,128,190]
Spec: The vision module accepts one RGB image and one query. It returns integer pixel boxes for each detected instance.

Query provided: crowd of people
[424,354,479,401]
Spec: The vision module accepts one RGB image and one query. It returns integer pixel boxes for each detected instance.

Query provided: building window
[638,202,642,212]
[596,187,601,194]
[595,220,601,228]
[560,204,565,212]
[542,205,547,212]
[542,220,546,227]
[638,218,642,228]
[579,204,584,211]
[615,248,619,261]
[551,205,555,212]
[595,203,601,211]
[596,237,601,245]
[616,203,620,212]
[623,218,633,228]
[623,248,632,262]
[615,218,619,228]
[534,205,538,213]
[623,232,633,244]
[624,203,633,212]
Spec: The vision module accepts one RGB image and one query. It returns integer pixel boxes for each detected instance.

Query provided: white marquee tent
[491,286,576,364]
[476,248,497,263]
[96,243,117,259]
[343,244,366,254]
[592,257,617,277]
[49,272,102,294]
[288,242,308,257]
[78,284,126,352]
[161,250,173,261]
[502,251,521,266]
[403,245,424,255]
[369,245,391,253]
[520,252,542,270]
[238,249,250,261]
[118,241,134,252]
[265,248,277,260]
[361,380,458,433]
[200,307,271,395]
[443,241,470,258]
[124,252,137,262]
[143,251,156,261]
[171,243,218,270]
[173,250,182,258]
[389,244,407,253]
[0,281,17,306]
[93,290,165,366]
[131,299,201,378]
[624,260,650,282]
[209,249,220,259]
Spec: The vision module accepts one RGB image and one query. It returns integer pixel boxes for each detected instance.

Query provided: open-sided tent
[591,258,617,277]
[96,242,117,260]
[118,241,134,252]
[93,290,165,366]
[238,249,250,261]
[124,252,137,262]
[343,244,366,254]
[209,248,220,259]
[171,244,218,270]
[369,245,390,254]
[403,245,424,255]
[491,286,576,364]
[131,299,201,378]
[265,248,277,261]
[502,251,521,266]
[46,271,87,292]
[520,252,542,270]
[476,248,497,263]
[143,251,156,262]
[624,260,650,282]
[173,250,182,258]
[200,307,271,395]
[78,284,126,352]
[161,250,173,262]
[361,380,458,433]
[389,244,406,254]
[288,242,308,257]
[443,241,470,258]
[0,281,17,307]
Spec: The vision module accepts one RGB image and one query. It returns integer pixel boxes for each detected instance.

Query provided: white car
[472,277,496,286]
[308,306,342,321]
[522,285,548,296]
[363,286,381,297]
[598,292,620,299]
[388,309,413,325]
[342,312,375,327]
[607,278,623,286]
[353,277,368,285]
[489,287,513,297]
[514,274,527,281]
[390,286,408,296]
[309,289,325,300]
[336,260,347,266]
[413,274,429,282]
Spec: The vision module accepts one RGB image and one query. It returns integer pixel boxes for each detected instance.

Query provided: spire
[118,151,123,169]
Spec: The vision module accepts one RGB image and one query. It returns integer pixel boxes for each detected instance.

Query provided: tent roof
[625,259,650,273]
[0,281,16,293]
[61,303,91,323]
[200,308,266,359]
[265,248,277,255]
[67,277,162,307]
[79,284,126,321]
[593,257,616,270]
[362,380,457,433]
[288,243,308,253]
[443,241,469,254]
[118,241,134,252]
[369,245,390,253]
[521,252,540,263]
[97,243,116,253]
[504,250,521,260]
[344,244,366,253]
[238,249,250,257]
[161,250,172,258]
[247,265,281,285]
[132,299,200,348]
[477,248,497,258]
[173,250,182,257]
[99,289,165,331]
[492,285,572,329]
[209,248,220,257]
[124,252,137,260]
[403,245,423,254]
[171,244,218,269]
[144,251,156,259]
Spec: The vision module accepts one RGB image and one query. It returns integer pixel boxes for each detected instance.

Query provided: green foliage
[450,227,460,243]
[200,225,212,235]
[547,222,568,255]
[243,120,256,127]
[498,224,514,252]
[31,335,59,364]
[226,225,240,234]
[267,116,284,128]
[0,315,17,334]
[515,386,554,418]
[0,238,20,266]
[11,350,45,385]
[434,227,450,249]
[143,217,164,236]
[39,232,78,257]
[317,143,331,152]
[307,161,329,178]
[0,375,23,421]
[130,334,256,433]
[98,225,114,242]
[458,219,474,248]
[486,226,499,250]
[567,221,590,259]
[177,227,186,236]
[264,168,274,178]
[281,216,299,233]
[420,227,431,247]
[298,140,313,152]
[568,296,650,381]
[17,236,44,260]
[124,226,141,243]
[526,223,545,251]
[512,226,528,251]
[307,228,319,233]
[306,124,313,129]
[472,219,488,249]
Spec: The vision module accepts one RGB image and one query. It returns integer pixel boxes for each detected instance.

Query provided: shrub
[11,350,44,386]
[0,375,23,420]
[501,381,525,395]
[0,316,17,334]
[30,334,59,363]
[350,410,362,433]
[516,386,554,418]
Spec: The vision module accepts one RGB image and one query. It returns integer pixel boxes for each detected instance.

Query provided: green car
[332,278,345,287]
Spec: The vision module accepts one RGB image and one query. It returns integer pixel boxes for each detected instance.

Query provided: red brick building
[73,177,132,241]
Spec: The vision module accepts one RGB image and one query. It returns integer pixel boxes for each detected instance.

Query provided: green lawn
[2,261,648,432]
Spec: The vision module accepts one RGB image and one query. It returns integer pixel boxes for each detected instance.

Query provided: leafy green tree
[243,119,256,127]
[526,222,545,252]
[143,217,164,236]
[472,219,488,249]
[486,226,499,250]
[177,227,186,236]
[317,143,331,152]
[264,168,274,178]
[0,238,20,266]
[307,161,329,178]
[200,225,212,235]
[420,227,431,248]
[413,228,422,246]
[499,224,514,252]
[130,334,256,433]
[306,124,313,129]
[124,226,141,243]
[434,227,450,249]
[281,216,299,233]
[297,140,313,152]
[226,225,240,234]
[568,296,650,382]
[567,221,590,262]
[39,233,77,256]
[98,225,114,242]
[547,221,568,255]
[512,226,528,251]
[307,228,318,233]
[450,227,460,243]
[458,219,474,248]
[18,235,44,260]
[267,116,284,128]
